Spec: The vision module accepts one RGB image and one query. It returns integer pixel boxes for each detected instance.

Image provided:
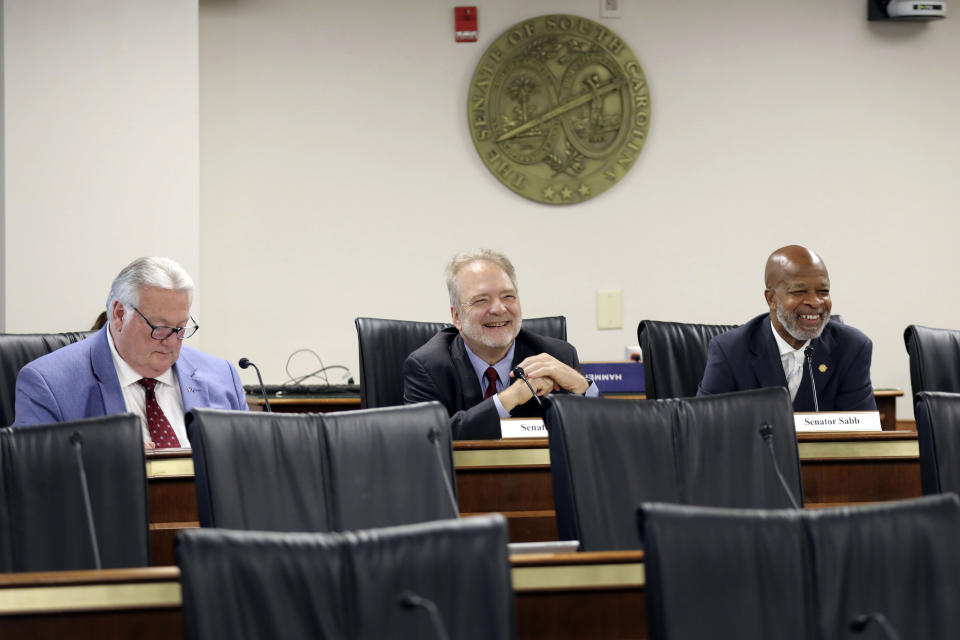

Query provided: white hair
[106,257,195,316]
[445,249,518,308]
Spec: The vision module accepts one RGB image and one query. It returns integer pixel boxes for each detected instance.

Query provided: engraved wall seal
[468,15,650,205]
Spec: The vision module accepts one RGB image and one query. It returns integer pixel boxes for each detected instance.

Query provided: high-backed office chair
[187,402,458,532]
[0,413,150,572]
[914,391,960,495]
[355,316,567,408]
[0,331,94,426]
[638,494,960,640]
[637,320,736,399]
[639,502,810,640]
[904,325,960,399]
[545,387,801,550]
[177,514,514,640]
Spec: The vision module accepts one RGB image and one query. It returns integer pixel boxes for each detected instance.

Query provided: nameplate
[501,418,548,439]
[581,361,645,393]
[794,411,882,432]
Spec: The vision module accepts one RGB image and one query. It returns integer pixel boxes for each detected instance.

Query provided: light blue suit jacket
[12,327,247,427]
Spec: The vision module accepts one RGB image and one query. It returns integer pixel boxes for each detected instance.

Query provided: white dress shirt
[106,327,190,448]
[771,323,809,402]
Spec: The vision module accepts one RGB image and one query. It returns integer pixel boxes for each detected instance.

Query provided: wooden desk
[246,395,361,413]
[249,388,904,428]
[873,388,904,430]
[145,430,920,566]
[0,552,647,640]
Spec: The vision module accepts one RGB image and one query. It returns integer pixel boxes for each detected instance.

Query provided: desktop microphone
[511,366,542,406]
[70,432,103,570]
[758,423,801,509]
[238,357,272,412]
[804,346,819,412]
[427,427,460,516]
[850,612,903,640]
[398,589,452,640]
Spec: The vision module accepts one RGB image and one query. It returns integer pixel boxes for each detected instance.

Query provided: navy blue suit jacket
[13,327,248,428]
[697,313,876,412]
[403,327,582,440]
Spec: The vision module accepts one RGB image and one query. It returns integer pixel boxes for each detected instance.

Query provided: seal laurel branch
[468,14,650,205]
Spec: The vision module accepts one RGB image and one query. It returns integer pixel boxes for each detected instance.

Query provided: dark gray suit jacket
[403,327,582,439]
[697,313,876,412]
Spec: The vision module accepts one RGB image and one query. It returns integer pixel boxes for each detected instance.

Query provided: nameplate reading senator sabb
[468,15,650,204]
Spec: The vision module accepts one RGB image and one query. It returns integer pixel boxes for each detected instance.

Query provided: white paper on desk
[500,418,548,438]
[794,411,881,432]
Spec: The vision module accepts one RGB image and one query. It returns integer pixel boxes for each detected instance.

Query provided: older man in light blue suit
[13,257,247,447]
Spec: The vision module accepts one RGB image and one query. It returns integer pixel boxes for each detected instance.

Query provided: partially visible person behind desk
[698,244,875,412]
[403,249,599,440]
[13,257,247,447]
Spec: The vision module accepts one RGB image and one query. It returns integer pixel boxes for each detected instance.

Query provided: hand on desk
[498,376,553,413]
[514,353,590,395]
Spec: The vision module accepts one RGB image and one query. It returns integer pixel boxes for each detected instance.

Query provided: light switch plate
[597,290,623,329]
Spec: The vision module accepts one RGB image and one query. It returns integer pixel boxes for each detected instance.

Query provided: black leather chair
[0,413,150,572]
[177,514,514,640]
[545,387,801,550]
[637,320,736,399]
[638,494,960,640]
[187,402,458,532]
[639,502,810,640]
[914,391,960,495]
[904,325,960,399]
[0,331,94,426]
[355,316,567,408]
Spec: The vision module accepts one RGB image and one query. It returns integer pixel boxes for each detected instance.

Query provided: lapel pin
[818,364,827,373]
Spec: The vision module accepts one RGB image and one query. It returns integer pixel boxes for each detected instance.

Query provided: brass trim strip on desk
[798,440,918,460]
[0,581,181,615]
[511,562,645,591]
[0,561,641,613]
[146,437,918,478]
[145,457,194,479]
[454,448,551,468]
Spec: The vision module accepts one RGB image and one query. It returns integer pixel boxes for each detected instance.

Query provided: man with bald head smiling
[403,249,599,439]
[698,245,876,412]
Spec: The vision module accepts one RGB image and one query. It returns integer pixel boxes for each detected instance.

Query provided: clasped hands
[497,353,590,413]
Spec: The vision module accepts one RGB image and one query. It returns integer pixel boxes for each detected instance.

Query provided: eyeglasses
[133,306,199,340]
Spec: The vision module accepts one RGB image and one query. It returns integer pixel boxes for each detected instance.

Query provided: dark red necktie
[483,367,499,399]
[137,378,181,448]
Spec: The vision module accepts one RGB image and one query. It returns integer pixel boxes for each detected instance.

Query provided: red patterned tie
[137,378,181,449]
[483,367,499,399]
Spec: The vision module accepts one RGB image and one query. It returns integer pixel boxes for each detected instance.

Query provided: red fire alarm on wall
[455,6,478,42]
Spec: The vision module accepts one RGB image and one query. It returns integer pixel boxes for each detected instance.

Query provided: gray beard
[776,303,829,343]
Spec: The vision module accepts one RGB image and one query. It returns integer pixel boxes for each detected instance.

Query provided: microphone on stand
[70,432,102,570]
[758,423,801,509]
[804,346,819,413]
[512,366,542,406]
[239,357,271,412]
[398,589,451,640]
[426,426,460,516]
[850,612,903,640]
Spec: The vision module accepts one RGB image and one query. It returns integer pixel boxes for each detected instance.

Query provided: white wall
[2,0,199,335]
[199,0,960,419]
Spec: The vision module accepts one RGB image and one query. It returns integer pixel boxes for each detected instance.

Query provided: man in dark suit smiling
[403,249,598,439]
[698,245,875,412]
